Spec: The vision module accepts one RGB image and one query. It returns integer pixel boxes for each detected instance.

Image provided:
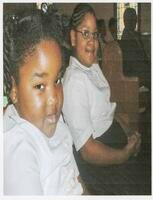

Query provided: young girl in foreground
[3,10,83,195]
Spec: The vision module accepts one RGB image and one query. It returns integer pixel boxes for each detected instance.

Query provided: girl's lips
[85,49,95,57]
[46,114,58,124]
[86,49,95,53]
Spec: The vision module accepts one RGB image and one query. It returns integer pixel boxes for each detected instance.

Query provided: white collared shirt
[4,104,83,195]
[63,56,116,151]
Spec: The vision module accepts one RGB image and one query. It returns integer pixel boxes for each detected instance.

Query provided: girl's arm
[79,132,141,166]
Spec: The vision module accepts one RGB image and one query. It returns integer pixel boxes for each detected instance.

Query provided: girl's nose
[47,89,57,107]
[47,96,57,106]
[88,34,94,42]
[87,35,97,45]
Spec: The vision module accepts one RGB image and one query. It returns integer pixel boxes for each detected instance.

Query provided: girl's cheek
[33,95,44,108]
[57,86,63,109]
[59,87,64,107]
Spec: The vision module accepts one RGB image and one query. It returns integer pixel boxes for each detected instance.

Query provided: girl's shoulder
[4,123,38,161]
[63,65,90,88]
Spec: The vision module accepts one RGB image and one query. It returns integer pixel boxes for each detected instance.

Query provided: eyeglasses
[75,29,99,40]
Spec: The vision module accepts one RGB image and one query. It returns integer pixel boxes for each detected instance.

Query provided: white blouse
[4,104,83,195]
[63,56,116,151]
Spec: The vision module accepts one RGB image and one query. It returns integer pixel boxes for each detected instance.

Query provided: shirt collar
[69,56,99,72]
[4,104,67,146]
[4,104,22,132]
[3,104,49,139]
[69,56,108,89]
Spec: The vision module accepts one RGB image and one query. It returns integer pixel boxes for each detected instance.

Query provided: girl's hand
[124,131,141,158]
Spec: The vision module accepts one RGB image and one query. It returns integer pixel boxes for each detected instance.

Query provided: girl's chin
[42,124,57,138]
[84,57,96,67]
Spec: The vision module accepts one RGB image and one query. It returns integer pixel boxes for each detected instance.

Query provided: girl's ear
[70,29,76,47]
[9,77,18,104]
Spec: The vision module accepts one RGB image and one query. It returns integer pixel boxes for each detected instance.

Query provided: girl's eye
[55,77,62,85]
[83,30,90,38]
[34,84,45,91]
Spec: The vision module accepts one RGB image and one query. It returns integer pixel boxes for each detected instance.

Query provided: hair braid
[3,14,17,100]
[70,3,96,29]
[3,8,63,103]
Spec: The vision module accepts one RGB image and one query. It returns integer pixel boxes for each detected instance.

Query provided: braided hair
[4,7,63,104]
[70,3,96,30]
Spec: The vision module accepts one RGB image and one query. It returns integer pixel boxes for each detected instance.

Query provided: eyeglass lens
[76,30,99,39]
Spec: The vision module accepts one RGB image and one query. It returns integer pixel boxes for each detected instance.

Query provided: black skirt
[73,120,144,195]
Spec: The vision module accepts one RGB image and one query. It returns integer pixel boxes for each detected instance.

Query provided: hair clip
[41,3,49,14]
[41,3,58,15]
[11,14,19,25]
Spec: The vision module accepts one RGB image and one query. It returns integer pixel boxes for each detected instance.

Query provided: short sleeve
[63,74,94,151]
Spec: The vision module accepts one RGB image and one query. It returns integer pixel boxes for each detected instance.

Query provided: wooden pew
[102,41,139,135]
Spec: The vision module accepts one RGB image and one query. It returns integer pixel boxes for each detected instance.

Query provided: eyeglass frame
[75,29,99,40]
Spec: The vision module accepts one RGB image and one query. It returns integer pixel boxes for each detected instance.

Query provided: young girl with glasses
[62,3,142,195]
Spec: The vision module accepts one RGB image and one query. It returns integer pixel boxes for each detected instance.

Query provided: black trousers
[73,120,144,195]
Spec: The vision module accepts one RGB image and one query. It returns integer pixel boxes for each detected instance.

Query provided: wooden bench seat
[102,41,139,134]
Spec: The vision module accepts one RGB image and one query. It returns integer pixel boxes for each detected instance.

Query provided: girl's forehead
[20,40,62,75]
[25,39,60,59]
[77,13,97,28]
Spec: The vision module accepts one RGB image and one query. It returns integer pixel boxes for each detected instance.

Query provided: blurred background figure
[120,8,151,89]
[97,18,107,44]
[108,17,117,40]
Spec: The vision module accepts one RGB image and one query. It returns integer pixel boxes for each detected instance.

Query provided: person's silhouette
[120,8,150,89]
[108,17,117,40]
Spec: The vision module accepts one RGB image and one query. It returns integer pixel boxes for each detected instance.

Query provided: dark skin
[10,40,63,138]
[10,39,85,193]
[71,12,141,166]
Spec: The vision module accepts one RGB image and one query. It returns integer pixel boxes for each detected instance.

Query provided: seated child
[3,9,83,195]
[62,3,141,195]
